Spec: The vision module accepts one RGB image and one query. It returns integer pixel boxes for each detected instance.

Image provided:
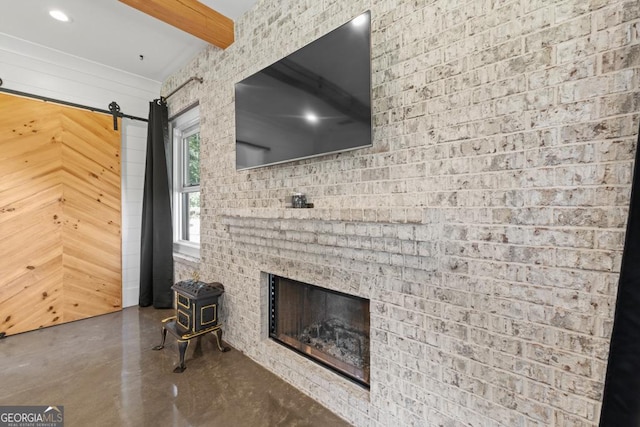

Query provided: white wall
[0,33,161,307]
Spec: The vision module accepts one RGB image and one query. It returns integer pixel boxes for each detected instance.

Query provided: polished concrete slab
[0,307,351,427]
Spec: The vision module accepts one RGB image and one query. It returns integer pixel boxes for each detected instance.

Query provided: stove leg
[174,339,189,373]
[152,325,168,351]
[193,336,203,358]
[213,328,231,352]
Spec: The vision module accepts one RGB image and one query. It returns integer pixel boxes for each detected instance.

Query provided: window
[171,106,200,257]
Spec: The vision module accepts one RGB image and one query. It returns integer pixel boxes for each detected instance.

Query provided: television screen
[235,11,372,170]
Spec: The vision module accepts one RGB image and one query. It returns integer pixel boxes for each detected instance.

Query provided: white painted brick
[163,0,637,425]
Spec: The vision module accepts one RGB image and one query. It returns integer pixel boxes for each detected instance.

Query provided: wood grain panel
[119,0,234,49]
[0,190,62,289]
[1,257,64,333]
[0,93,122,336]
[63,267,121,322]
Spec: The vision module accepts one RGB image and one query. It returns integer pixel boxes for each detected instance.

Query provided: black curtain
[139,99,174,308]
[600,121,640,426]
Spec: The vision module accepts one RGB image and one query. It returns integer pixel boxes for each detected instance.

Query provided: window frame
[171,106,200,258]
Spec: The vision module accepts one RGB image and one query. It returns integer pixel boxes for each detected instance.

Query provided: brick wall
[165,0,640,425]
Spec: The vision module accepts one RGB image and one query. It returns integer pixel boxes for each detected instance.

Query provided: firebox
[268,274,370,388]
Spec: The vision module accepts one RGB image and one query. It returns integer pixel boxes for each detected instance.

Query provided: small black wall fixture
[599,120,640,426]
[0,79,147,131]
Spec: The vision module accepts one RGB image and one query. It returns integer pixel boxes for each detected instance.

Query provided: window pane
[182,192,200,243]
[184,133,200,186]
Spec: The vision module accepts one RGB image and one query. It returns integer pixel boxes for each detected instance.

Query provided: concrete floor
[0,306,350,427]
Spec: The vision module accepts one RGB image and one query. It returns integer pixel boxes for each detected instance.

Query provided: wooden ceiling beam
[118,0,234,49]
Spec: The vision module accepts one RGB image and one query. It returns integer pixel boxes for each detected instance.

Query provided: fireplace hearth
[268,274,370,388]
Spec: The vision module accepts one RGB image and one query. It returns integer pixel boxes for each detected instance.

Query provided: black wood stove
[153,280,230,372]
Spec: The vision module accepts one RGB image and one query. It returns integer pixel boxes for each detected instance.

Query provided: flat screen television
[235,11,372,170]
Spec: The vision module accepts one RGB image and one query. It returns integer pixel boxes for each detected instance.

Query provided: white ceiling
[0,0,258,82]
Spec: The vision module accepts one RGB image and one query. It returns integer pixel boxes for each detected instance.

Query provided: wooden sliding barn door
[0,92,122,336]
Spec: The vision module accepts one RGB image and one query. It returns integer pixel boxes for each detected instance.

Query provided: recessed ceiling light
[352,13,368,27]
[49,10,70,22]
[304,112,319,124]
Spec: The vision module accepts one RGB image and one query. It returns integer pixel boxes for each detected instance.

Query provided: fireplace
[268,274,370,388]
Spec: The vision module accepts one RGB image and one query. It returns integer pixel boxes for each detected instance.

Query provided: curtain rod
[0,79,148,130]
[162,76,203,101]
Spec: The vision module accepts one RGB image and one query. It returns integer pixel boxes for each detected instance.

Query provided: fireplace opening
[268,274,370,388]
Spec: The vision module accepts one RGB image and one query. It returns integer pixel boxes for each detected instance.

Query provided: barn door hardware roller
[108,101,122,131]
[0,77,148,131]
